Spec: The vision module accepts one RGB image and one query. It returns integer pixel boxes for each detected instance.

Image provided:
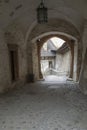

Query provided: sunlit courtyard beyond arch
[40,36,72,82]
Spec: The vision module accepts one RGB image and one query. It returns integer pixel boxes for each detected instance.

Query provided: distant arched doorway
[32,32,78,82]
[40,36,71,82]
[26,19,82,82]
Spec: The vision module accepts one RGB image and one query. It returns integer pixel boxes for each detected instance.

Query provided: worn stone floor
[44,75,67,82]
[0,82,87,130]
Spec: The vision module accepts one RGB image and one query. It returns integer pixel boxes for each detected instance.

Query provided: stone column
[37,41,43,79]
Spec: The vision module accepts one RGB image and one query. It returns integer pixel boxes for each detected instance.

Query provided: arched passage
[26,19,82,82]
[32,33,78,82]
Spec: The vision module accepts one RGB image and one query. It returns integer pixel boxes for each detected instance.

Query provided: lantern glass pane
[37,2,48,23]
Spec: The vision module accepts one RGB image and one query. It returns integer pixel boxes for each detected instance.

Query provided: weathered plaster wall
[55,54,62,70]
[55,51,71,76]
[0,24,28,93]
[79,21,87,94]
[61,51,71,73]
[13,0,84,38]
[0,31,11,92]
[5,25,28,81]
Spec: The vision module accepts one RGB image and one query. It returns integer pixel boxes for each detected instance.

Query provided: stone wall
[0,24,28,93]
[55,51,71,76]
[0,31,11,92]
[79,21,87,94]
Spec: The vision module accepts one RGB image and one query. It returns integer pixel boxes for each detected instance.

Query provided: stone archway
[26,19,82,82]
[31,32,78,81]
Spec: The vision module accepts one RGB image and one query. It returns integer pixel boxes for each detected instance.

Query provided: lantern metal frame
[37,0,48,23]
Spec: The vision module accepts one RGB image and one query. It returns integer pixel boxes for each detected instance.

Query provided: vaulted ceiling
[0,0,87,31]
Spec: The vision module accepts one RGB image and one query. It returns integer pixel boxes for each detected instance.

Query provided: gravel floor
[0,82,87,130]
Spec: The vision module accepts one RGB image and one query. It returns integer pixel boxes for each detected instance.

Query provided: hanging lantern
[37,0,48,23]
